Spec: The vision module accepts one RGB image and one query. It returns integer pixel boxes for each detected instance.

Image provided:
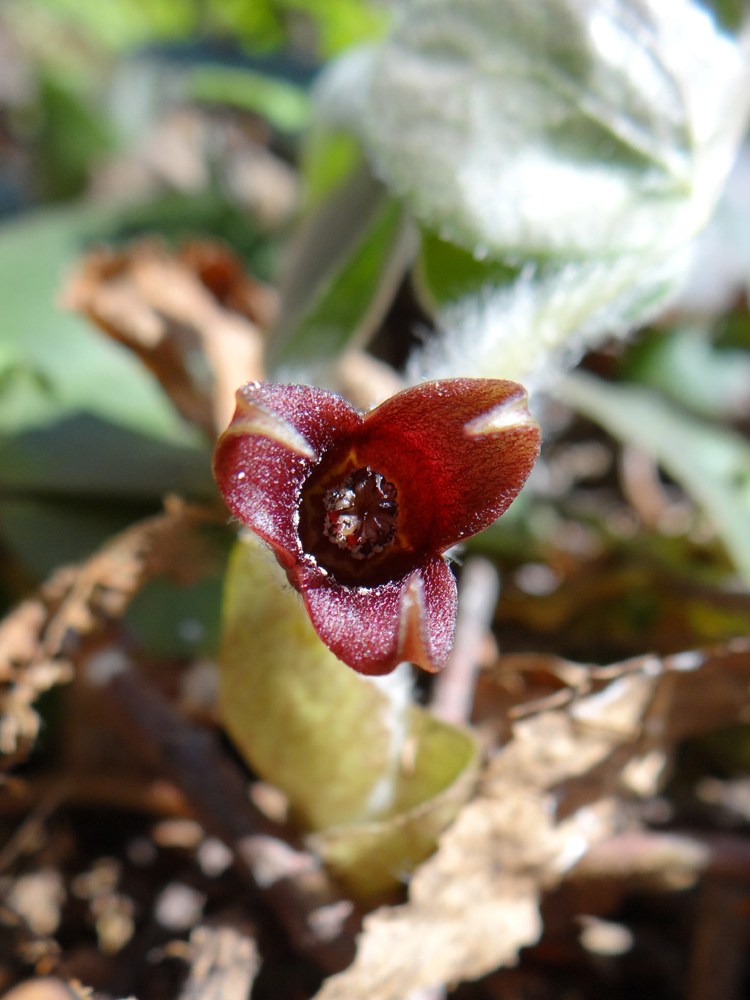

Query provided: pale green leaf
[309,706,478,902]
[272,162,415,371]
[218,533,477,901]
[625,326,750,419]
[560,371,750,585]
[219,532,418,832]
[409,247,687,385]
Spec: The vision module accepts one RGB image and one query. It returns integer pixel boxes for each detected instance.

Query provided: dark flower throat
[298,462,407,586]
[323,468,398,559]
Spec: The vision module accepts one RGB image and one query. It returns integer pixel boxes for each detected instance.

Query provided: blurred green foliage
[189,64,310,131]
[35,72,114,201]
[25,0,388,55]
[415,229,522,312]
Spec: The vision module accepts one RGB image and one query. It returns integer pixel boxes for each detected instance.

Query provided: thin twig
[686,879,750,1000]
[431,557,499,725]
[0,781,70,872]
[0,774,192,820]
[568,831,750,887]
[86,655,359,973]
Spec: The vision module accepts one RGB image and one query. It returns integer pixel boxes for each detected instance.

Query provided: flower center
[323,468,398,559]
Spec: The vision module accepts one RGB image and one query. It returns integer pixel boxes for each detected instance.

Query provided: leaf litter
[0,496,221,762]
[314,639,750,999]
[63,239,273,435]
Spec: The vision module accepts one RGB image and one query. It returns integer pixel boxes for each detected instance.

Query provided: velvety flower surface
[214,378,540,675]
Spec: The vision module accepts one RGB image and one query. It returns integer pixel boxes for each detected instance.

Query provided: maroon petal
[299,556,458,675]
[359,378,540,553]
[213,381,361,562]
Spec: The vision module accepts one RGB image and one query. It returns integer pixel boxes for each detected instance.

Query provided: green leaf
[0,414,214,501]
[189,66,311,133]
[125,575,226,660]
[0,496,151,583]
[301,130,362,212]
[624,326,750,420]
[0,203,201,444]
[0,202,224,538]
[112,190,276,282]
[218,533,477,900]
[560,371,750,586]
[271,162,415,370]
[700,0,748,33]
[36,73,114,203]
[415,228,520,313]
[289,0,390,56]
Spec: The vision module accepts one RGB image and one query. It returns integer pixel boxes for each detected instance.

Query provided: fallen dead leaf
[179,924,260,1000]
[313,639,750,999]
[0,497,221,762]
[64,239,272,434]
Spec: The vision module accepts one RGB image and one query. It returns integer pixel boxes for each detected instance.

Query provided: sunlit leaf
[189,66,311,133]
[219,533,477,900]
[271,163,415,371]
[0,204,202,443]
[312,0,750,385]
[25,0,388,55]
[361,0,748,260]
[24,0,197,50]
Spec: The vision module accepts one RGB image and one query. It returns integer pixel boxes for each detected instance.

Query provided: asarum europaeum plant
[213,378,540,675]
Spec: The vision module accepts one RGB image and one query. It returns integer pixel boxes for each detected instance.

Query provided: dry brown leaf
[178,240,277,331]
[314,640,750,1000]
[6,870,65,937]
[179,925,260,1000]
[64,239,273,434]
[0,498,220,761]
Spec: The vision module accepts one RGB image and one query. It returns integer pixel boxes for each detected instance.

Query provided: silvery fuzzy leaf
[408,245,690,386]
[362,0,750,260]
[309,0,750,387]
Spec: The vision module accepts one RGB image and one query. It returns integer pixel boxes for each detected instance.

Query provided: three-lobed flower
[213,378,540,675]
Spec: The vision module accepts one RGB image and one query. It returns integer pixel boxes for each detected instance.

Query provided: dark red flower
[213,378,540,675]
